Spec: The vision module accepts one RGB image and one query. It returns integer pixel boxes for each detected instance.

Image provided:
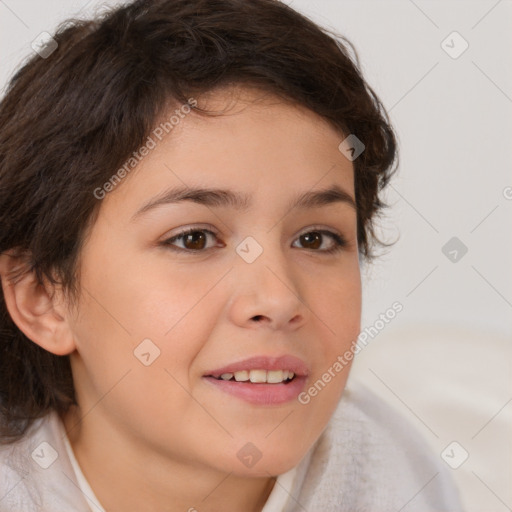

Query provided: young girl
[0,0,463,510]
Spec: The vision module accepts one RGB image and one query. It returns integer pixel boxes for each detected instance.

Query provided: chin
[226,441,308,478]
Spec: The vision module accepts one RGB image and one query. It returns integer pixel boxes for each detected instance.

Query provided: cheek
[308,265,362,350]
[68,280,210,442]
[304,272,361,404]
[71,256,225,386]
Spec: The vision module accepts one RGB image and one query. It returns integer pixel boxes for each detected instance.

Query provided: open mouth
[202,355,309,404]
[207,369,296,384]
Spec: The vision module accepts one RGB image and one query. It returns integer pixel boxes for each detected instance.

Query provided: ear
[0,250,77,356]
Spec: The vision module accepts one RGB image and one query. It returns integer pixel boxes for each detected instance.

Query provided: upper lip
[204,355,310,379]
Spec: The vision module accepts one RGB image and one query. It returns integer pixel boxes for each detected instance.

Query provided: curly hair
[0,0,398,444]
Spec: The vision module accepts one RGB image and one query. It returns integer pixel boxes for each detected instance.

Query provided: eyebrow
[131,183,356,221]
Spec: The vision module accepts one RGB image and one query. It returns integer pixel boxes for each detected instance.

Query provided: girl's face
[64,87,361,477]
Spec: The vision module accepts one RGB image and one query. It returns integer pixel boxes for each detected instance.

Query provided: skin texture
[0,86,362,512]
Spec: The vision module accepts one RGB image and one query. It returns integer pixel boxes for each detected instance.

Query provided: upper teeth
[219,369,295,383]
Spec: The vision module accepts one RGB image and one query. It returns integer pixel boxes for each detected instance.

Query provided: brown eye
[163,229,218,252]
[163,227,346,255]
[293,230,347,254]
[182,231,207,250]
[299,231,322,250]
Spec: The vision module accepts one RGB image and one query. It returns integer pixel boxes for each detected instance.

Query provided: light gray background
[1,1,511,511]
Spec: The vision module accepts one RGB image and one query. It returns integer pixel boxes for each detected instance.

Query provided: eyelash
[161,227,348,255]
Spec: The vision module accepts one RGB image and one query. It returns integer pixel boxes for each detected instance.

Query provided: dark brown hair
[0,0,397,443]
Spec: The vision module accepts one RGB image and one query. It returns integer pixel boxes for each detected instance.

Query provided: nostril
[252,315,264,322]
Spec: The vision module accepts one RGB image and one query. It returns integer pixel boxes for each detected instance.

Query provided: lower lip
[203,376,307,405]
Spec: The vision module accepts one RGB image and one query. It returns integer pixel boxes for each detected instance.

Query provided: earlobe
[0,252,77,356]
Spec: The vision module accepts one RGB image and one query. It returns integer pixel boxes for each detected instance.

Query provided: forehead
[98,86,355,219]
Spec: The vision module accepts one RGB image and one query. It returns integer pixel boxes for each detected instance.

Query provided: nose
[227,241,309,331]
